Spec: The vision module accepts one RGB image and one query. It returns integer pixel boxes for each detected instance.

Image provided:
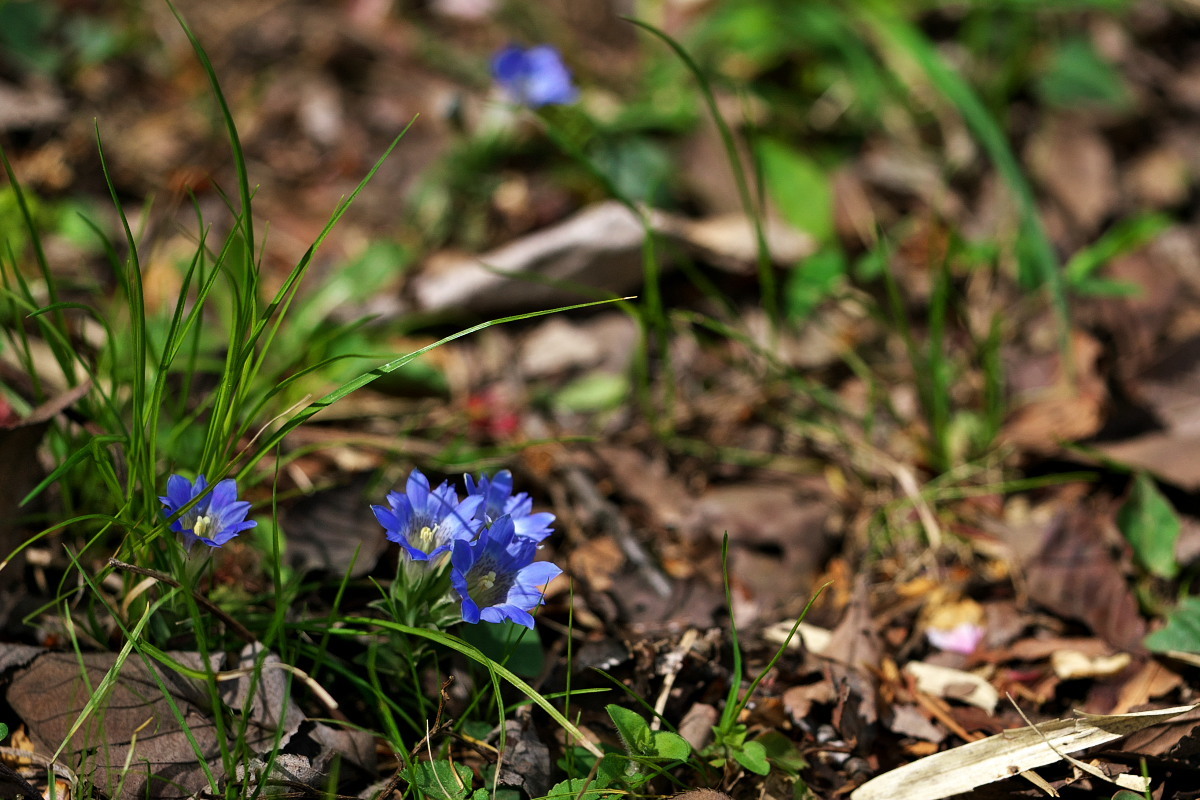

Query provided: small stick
[107,558,257,643]
[562,465,672,598]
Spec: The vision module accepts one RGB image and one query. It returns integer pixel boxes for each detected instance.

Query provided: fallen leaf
[1119,703,1200,760]
[0,80,67,132]
[850,704,1199,800]
[4,645,365,800]
[685,483,833,616]
[885,703,946,744]
[1001,330,1107,453]
[1003,636,1115,663]
[1050,650,1132,680]
[825,576,882,743]
[495,706,551,798]
[782,682,836,725]
[1111,659,1184,714]
[280,472,388,577]
[762,620,833,656]
[676,702,719,752]
[0,380,92,628]
[903,662,999,713]
[1024,507,1146,653]
[1025,116,1117,235]
[411,201,815,315]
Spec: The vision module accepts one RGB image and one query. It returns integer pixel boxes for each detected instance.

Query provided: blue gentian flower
[451,515,561,628]
[491,44,579,108]
[373,469,484,561]
[464,469,555,542]
[159,474,256,550]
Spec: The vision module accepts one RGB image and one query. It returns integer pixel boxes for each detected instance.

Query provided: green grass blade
[625,17,777,325]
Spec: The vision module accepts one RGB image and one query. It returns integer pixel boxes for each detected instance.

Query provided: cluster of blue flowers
[160,468,560,630]
[372,469,560,629]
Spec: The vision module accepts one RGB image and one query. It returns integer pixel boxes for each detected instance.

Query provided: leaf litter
[7,0,1200,798]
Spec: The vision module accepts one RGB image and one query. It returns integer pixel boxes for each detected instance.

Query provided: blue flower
[451,515,561,628]
[159,474,256,550]
[491,44,579,108]
[464,470,555,542]
[373,469,484,561]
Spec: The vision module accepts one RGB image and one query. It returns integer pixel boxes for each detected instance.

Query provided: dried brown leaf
[1024,509,1146,653]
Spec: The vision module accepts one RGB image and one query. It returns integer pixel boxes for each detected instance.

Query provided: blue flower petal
[376,471,485,561]
[491,44,578,108]
[160,473,255,550]
[450,515,561,630]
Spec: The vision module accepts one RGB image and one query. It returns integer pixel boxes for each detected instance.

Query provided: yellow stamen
[418,525,436,550]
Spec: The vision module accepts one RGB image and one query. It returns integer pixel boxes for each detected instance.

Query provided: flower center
[193,514,214,539]
[415,525,438,553]
[469,564,511,607]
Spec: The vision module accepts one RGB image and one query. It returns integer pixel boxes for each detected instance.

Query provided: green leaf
[733,740,771,776]
[1069,277,1142,298]
[758,730,808,776]
[757,139,834,242]
[0,722,7,742]
[1036,37,1130,111]
[470,789,520,800]
[553,373,631,414]
[589,136,673,205]
[545,777,616,800]
[1117,473,1181,579]
[1146,596,1200,653]
[649,730,692,761]
[607,704,652,755]
[402,760,473,800]
[714,722,749,749]
[1064,213,1170,285]
[784,248,846,323]
[595,753,625,787]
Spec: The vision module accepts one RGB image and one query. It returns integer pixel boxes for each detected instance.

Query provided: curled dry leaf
[1050,650,1133,680]
[411,201,814,315]
[849,704,1199,800]
[903,661,999,714]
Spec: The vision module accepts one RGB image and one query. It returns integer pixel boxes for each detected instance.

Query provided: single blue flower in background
[451,515,561,628]
[491,44,579,108]
[465,469,555,542]
[159,474,256,550]
[374,469,484,561]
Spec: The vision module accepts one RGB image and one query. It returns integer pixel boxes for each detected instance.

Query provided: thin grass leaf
[718,534,745,732]
[0,144,75,375]
[625,18,778,326]
[167,1,254,280]
[93,123,155,507]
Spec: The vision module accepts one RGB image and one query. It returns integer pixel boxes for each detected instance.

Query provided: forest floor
[4,1,1200,799]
